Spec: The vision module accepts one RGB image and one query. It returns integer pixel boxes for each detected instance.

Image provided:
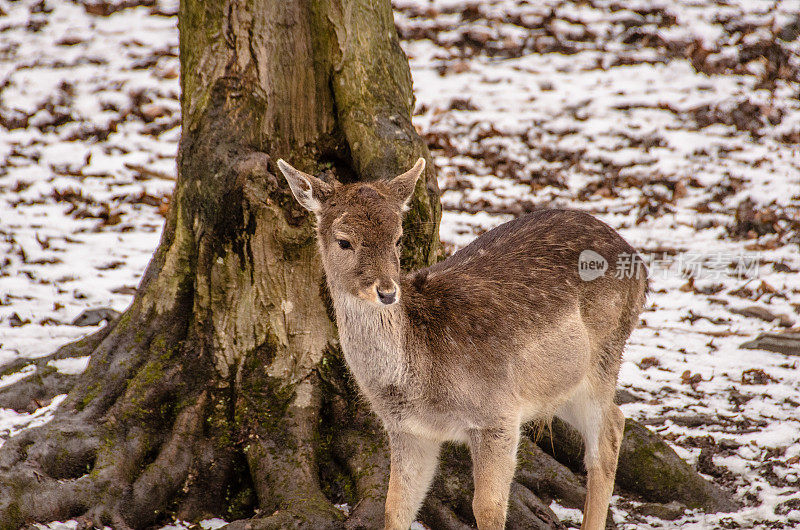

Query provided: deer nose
[376,287,397,305]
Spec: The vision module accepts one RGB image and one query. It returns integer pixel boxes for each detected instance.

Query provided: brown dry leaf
[745,238,780,251]
[672,179,688,201]
[158,197,171,217]
[741,368,777,385]
[757,281,778,295]
[681,370,711,390]
[638,357,660,370]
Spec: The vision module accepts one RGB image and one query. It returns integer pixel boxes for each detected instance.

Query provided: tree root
[538,418,740,513]
[332,416,391,529]
[0,390,209,528]
[0,325,113,413]
[419,498,473,530]
[516,438,585,509]
[0,287,201,529]
[0,325,113,379]
[0,369,77,413]
[112,394,206,524]
[222,510,344,530]
[616,419,740,512]
[507,482,566,530]
[0,415,100,526]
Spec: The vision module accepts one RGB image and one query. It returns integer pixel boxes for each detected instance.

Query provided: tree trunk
[0,1,736,529]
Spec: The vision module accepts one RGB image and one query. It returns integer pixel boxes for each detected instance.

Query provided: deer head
[278,158,425,306]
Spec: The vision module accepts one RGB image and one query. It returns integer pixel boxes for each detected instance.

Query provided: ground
[0,0,799,528]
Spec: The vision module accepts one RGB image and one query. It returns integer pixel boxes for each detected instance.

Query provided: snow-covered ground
[1,0,799,528]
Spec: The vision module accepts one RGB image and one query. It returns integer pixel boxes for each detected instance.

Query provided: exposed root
[419,498,473,530]
[515,438,586,509]
[0,325,112,379]
[0,326,114,413]
[222,510,344,530]
[117,393,206,524]
[238,368,343,527]
[0,386,209,528]
[173,441,241,522]
[0,369,77,413]
[0,415,101,527]
[507,482,566,529]
[537,418,740,513]
[336,425,391,529]
[0,308,199,529]
[426,443,476,524]
[244,423,338,519]
[517,439,619,529]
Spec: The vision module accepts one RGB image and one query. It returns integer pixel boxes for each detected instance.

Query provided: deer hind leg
[467,423,521,530]
[384,431,441,530]
[582,404,624,530]
[557,384,625,530]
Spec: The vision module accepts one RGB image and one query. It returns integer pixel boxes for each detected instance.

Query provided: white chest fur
[333,294,472,442]
[333,294,409,391]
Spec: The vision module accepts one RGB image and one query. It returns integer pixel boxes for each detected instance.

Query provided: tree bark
[0,1,736,529]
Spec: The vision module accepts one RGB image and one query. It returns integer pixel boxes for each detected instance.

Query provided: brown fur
[278,158,648,530]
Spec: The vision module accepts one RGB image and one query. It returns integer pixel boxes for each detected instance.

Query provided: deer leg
[384,431,441,530]
[580,404,624,530]
[557,383,625,530]
[467,423,520,530]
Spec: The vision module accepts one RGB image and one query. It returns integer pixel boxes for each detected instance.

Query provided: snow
[1,0,799,528]
[550,501,585,526]
[48,355,91,375]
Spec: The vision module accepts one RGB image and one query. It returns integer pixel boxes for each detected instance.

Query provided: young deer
[278,158,648,530]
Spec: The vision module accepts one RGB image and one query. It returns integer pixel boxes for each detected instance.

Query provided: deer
[278,157,648,530]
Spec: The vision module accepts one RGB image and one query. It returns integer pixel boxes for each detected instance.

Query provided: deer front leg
[468,424,521,530]
[384,431,441,530]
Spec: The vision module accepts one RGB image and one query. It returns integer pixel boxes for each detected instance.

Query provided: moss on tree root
[538,418,740,514]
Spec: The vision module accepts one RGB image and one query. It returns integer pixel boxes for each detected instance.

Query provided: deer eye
[337,239,352,250]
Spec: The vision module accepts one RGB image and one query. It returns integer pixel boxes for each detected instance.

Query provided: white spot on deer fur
[281,300,294,314]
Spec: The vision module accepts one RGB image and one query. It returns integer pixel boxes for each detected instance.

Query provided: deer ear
[389,158,425,210]
[277,159,333,213]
